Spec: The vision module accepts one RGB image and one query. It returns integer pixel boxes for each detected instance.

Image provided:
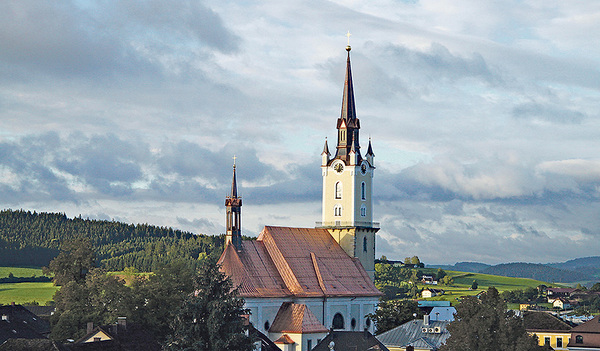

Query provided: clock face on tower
[333,162,344,173]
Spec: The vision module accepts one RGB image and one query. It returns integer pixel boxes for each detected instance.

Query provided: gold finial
[233,155,237,168]
[346,31,352,51]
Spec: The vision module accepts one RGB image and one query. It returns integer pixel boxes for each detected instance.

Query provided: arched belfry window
[361,182,366,200]
[335,181,342,199]
[334,205,342,217]
[332,313,344,330]
[360,204,366,217]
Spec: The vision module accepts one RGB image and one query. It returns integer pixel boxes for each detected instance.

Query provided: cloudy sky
[1,1,600,265]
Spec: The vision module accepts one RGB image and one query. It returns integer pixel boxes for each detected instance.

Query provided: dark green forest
[0,209,224,271]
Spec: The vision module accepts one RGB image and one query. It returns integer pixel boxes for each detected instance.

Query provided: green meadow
[417,270,552,303]
[0,282,58,305]
[0,266,56,305]
[0,266,44,278]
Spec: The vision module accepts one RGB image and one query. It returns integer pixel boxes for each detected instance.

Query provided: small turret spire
[225,157,242,251]
[322,138,330,155]
[231,155,238,198]
[366,138,374,156]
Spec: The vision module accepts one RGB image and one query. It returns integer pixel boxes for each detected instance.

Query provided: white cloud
[1,0,599,264]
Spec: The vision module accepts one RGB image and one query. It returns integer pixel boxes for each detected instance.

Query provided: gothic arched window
[361,182,366,200]
[335,181,342,199]
[360,205,366,217]
[332,313,344,330]
[363,236,368,252]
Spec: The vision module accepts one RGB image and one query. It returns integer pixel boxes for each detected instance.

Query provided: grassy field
[0,266,57,305]
[417,270,551,303]
[0,266,44,278]
[0,282,58,305]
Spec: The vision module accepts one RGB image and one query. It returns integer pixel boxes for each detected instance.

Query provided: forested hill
[0,209,224,271]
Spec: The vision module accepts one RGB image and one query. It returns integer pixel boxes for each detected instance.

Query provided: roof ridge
[310,252,328,295]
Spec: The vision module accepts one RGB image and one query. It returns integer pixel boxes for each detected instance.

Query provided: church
[218,44,382,351]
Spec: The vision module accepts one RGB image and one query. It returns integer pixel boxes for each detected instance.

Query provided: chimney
[10,302,15,306]
[423,314,430,326]
[87,322,94,334]
[117,317,127,331]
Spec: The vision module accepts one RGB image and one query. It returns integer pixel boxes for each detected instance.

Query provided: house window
[307,339,312,351]
[556,337,562,348]
[332,313,344,329]
[334,205,342,217]
[576,335,583,344]
[363,237,368,252]
[264,320,270,331]
[544,337,550,346]
[360,205,366,217]
[335,181,342,199]
[94,337,101,342]
[361,182,366,200]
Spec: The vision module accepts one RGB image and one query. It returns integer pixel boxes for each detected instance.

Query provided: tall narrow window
[556,337,562,348]
[335,181,342,199]
[360,205,366,217]
[363,236,368,252]
[361,182,366,200]
[334,205,342,217]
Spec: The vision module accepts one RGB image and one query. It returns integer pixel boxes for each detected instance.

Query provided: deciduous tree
[165,260,253,351]
[368,300,423,335]
[441,287,545,351]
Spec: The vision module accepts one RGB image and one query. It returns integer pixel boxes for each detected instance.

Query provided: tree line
[0,209,224,271]
[45,237,254,350]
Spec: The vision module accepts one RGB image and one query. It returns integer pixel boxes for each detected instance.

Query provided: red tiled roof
[269,303,329,334]
[571,315,600,333]
[218,226,381,298]
[274,334,295,344]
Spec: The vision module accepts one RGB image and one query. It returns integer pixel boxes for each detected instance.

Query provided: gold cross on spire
[346,31,352,46]
[233,155,237,168]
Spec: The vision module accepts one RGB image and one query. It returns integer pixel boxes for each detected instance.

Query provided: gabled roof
[218,226,381,298]
[0,305,50,344]
[377,318,451,349]
[269,303,328,334]
[312,331,389,351]
[571,315,600,334]
[0,304,50,336]
[523,311,572,331]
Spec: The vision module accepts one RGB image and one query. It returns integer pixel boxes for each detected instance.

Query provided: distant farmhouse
[218,45,382,351]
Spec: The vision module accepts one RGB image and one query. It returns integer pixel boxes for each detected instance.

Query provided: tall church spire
[225,158,242,251]
[335,46,361,163]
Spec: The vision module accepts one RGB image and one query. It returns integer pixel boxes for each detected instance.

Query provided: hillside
[482,263,589,283]
[0,209,224,271]
[429,262,491,273]
[548,256,600,279]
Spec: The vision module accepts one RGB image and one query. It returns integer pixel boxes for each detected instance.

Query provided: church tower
[320,45,379,280]
[225,160,242,251]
